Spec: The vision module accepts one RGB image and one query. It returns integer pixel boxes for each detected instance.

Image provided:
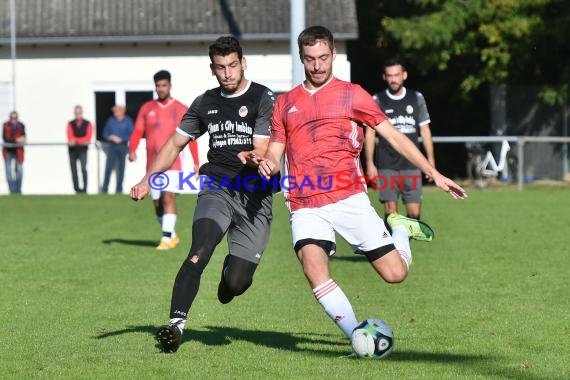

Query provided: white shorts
[290,192,394,254]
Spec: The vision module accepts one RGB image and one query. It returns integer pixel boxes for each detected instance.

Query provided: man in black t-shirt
[131,36,275,353]
[365,58,435,221]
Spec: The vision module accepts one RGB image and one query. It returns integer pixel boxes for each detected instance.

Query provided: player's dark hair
[209,36,243,61]
[153,70,171,83]
[297,25,335,57]
[383,58,406,72]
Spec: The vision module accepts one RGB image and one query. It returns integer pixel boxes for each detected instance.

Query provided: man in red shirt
[129,70,199,250]
[2,111,26,194]
[67,105,93,193]
[255,26,466,342]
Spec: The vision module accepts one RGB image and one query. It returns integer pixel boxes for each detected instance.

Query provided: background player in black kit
[130,36,275,353]
[365,58,435,221]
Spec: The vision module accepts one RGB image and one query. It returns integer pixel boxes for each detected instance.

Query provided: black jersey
[374,87,431,170]
[177,81,275,183]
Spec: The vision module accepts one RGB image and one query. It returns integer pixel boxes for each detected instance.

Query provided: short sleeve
[270,95,287,143]
[416,91,431,126]
[177,94,205,140]
[352,85,387,128]
[254,87,275,138]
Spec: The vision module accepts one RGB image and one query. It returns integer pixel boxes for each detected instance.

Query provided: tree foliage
[379,0,569,104]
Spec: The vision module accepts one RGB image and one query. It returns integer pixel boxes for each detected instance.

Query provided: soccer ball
[351,318,394,359]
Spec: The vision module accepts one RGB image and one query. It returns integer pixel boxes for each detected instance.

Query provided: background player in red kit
[129,70,199,250]
[256,26,466,341]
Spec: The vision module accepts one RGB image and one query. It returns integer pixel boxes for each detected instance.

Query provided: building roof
[0,0,358,44]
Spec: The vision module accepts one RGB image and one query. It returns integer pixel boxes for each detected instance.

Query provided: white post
[290,0,305,88]
[563,104,569,176]
[10,0,16,110]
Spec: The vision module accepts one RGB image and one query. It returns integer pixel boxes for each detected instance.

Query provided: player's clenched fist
[130,179,150,201]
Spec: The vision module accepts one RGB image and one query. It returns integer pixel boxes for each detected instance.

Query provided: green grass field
[1,186,569,379]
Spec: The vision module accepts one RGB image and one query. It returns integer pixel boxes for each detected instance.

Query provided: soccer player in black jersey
[365,58,435,221]
[131,36,275,353]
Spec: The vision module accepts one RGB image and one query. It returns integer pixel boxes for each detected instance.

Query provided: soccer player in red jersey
[129,70,199,250]
[254,26,467,341]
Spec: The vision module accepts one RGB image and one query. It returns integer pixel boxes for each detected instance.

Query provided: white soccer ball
[351,318,394,359]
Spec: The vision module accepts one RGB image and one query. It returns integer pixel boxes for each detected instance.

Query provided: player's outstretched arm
[374,120,467,200]
[258,142,285,180]
[364,126,378,179]
[130,132,191,201]
[237,137,270,167]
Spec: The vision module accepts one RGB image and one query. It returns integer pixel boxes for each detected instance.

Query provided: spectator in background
[102,105,134,194]
[2,111,26,194]
[365,58,435,220]
[67,105,93,193]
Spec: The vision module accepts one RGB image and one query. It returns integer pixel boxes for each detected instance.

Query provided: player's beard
[306,69,332,89]
[220,70,245,94]
[157,92,170,101]
[388,82,402,94]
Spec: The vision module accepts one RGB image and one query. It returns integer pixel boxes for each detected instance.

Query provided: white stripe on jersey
[354,156,367,192]
[283,153,291,212]
[349,121,360,149]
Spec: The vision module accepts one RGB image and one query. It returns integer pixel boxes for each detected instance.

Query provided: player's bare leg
[297,244,358,338]
[369,250,408,283]
[404,202,421,220]
[383,200,398,218]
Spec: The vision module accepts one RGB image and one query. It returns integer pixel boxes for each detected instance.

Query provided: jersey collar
[157,98,174,108]
[385,87,407,100]
[221,80,251,98]
[302,76,335,95]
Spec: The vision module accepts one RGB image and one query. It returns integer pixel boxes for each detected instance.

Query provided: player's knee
[180,256,206,276]
[382,266,407,283]
[225,275,253,296]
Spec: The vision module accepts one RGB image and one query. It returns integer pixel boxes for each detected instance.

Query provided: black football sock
[169,260,203,320]
[169,218,224,319]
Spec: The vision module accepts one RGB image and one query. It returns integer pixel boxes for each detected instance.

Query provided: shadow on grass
[389,351,540,379]
[389,350,487,363]
[94,326,539,378]
[102,238,157,247]
[95,324,345,357]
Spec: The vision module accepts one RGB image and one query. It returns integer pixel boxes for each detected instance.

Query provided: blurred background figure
[67,105,93,193]
[129,70,199,250]
[2,111,26,194]
[102,105,134,194]
[365,58,434,220]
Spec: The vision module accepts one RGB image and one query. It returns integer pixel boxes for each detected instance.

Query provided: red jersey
[270,77,387,211]
[2,121,26,163]
[66,119,93,145]
[130,98,193,171]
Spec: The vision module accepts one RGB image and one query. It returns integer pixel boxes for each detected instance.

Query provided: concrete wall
[0,41,351,194]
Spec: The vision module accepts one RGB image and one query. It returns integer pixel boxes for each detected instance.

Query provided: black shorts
[194,188,273,264]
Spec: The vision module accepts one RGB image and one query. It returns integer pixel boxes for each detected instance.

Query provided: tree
[380,0,569,104]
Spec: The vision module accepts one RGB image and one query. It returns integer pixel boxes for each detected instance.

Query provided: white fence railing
[431,136,570,191]
[1,136,569,193]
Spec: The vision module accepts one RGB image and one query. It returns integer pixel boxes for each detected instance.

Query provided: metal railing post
[517,137,525,192]
[95,142,101,193]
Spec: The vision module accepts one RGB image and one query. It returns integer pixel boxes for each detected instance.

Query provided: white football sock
[162,213,177,238]
[391,225,412,270]
[169,318,186,333]
[313,279,359,339]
